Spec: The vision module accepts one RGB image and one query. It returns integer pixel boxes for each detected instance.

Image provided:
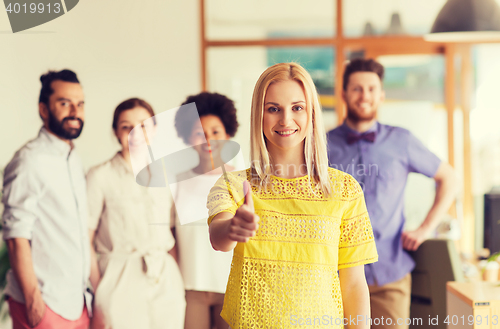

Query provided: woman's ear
[114,129,122,145]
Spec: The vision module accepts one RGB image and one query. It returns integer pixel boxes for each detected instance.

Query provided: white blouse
[172,169,233,294]
[87,152,184,329]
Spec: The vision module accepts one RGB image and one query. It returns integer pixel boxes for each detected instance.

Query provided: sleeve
[169,182,180,229]
[206,173,242,225]
[338,175,378,269]
[170,196,177,229]
[86,167,104,231]
[2,154,40,240]
[407,131,441,177]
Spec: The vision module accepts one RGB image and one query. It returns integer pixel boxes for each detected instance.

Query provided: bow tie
[346,131,376,145]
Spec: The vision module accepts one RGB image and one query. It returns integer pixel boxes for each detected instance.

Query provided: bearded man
[2,69,93,329]
[326,59,456,329]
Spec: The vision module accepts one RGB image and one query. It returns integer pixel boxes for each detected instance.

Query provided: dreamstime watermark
[4,0,79,33]
[128,103,244,226]
[329,162,380,179]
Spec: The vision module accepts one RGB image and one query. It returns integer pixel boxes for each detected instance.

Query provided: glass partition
[206,0,335,40]
[207,46,337,163]
[343,0,447,38]
[377,54,447,230]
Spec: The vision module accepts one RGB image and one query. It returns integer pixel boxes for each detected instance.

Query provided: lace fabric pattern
[207,168,378,328]
[225,254,343,329]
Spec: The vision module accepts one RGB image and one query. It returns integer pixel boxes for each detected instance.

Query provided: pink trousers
[8,297,89,329]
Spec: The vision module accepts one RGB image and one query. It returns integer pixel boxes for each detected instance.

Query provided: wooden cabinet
[446,281,500,328]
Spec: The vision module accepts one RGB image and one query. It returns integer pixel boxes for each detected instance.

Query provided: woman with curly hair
[171,92,239,329]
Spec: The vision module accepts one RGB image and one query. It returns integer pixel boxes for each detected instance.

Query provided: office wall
[0,0,201,171]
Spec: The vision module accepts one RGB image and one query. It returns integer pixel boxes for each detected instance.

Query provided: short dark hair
[39,69,80,105]
[342,58,384,91]
[112,98,156,130]
[175,92,239,144]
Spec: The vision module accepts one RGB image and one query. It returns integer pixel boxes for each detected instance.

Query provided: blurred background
[2,0,500,326]
[203,0,500,260]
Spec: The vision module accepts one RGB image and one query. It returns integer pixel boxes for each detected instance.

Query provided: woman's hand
[89,230,101,291]
[227,181,259,243]
[209,181,260,251]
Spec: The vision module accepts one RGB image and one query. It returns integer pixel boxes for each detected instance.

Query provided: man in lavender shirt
[327,59,457,329]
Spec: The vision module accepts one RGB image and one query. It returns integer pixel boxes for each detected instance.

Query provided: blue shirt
[326,122,441,286]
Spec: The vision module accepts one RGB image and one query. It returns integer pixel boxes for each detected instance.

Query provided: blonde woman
[207,63,378,328]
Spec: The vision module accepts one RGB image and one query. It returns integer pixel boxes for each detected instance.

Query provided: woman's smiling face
[262,79,309,155]
[115,106,154,151]
[189,114,230,160]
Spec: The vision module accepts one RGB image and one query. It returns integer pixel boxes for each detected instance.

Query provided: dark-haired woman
[171,92,239,329]
[87,98,185,329]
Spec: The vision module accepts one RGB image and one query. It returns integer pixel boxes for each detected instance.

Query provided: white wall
[207,47,269,167]
[0,0,201,171]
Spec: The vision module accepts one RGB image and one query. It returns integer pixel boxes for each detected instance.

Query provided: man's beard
[47,108,84,140]
[346,104,377,123]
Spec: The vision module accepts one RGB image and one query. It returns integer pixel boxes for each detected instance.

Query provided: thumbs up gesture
[228,181,260,243]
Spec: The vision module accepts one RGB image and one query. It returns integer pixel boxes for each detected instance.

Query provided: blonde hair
[249,62,332,197]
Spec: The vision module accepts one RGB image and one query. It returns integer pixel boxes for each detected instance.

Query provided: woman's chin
[127,143,148,153]
[198,149,220,157]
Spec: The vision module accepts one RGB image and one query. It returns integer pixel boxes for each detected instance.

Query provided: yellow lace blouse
[207,168,378,328]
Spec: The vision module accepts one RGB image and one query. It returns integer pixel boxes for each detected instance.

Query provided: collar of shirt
[111,152,133,176]
[39,127,74,157]
[340,121,379,138]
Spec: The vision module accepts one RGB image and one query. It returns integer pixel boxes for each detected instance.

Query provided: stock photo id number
[6,2,62,14]
[4,0,79,32]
